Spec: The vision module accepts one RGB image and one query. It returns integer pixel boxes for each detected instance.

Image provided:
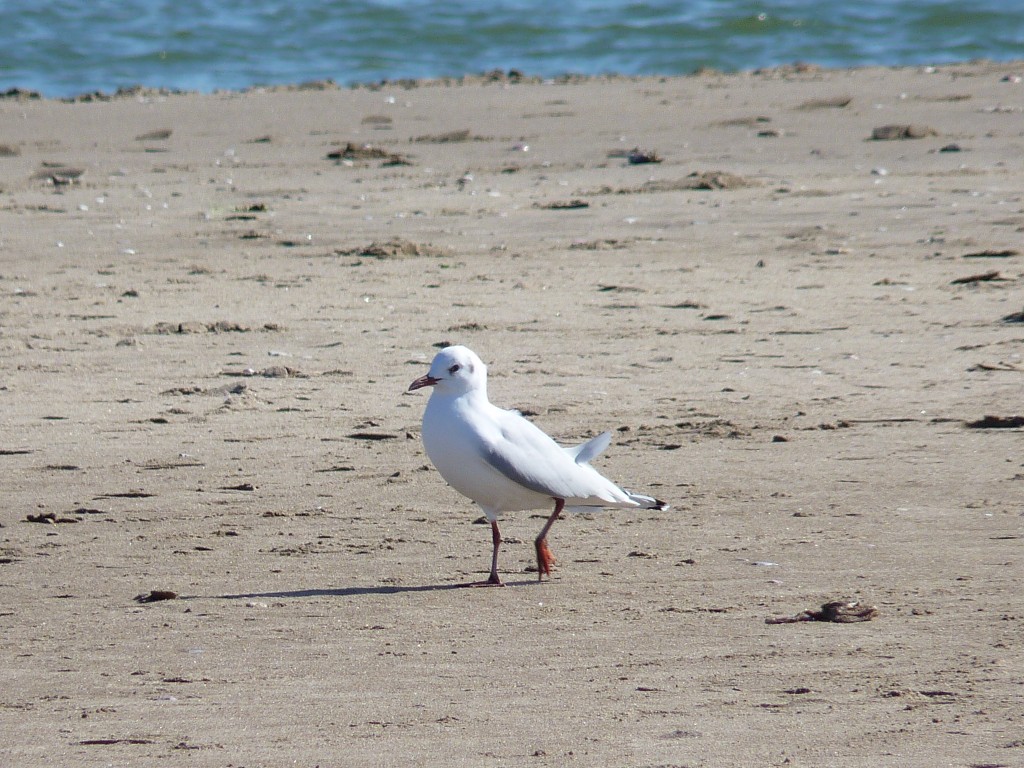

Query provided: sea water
[1,0,1022,98]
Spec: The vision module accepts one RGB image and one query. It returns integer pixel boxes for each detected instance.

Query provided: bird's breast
[421,396,545,512]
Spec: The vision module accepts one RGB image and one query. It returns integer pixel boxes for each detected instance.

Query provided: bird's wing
[563,431,611,464]
[476,410,625,503]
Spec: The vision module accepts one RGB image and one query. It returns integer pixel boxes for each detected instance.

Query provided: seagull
[408,345,667,586]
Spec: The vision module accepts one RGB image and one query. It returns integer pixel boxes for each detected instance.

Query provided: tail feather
[564,431,669,511]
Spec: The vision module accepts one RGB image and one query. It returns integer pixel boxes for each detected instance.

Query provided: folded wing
[478,413,635,506]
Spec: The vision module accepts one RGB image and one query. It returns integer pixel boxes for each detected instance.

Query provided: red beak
[408,374,439,392]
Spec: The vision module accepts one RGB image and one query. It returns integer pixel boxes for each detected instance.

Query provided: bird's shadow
[207,580,538,601]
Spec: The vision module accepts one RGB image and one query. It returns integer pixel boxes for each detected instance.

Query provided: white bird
[408,345,667,586]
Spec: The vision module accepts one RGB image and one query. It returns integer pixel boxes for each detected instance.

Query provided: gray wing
[564,431,611,464]
[477,412,626,503]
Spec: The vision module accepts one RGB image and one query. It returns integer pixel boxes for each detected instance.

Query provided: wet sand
[2,61,1023,766]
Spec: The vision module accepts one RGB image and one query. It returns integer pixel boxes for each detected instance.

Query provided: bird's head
[408,345,487,396]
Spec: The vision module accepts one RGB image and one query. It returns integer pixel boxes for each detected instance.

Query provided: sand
[1,61,1022,766]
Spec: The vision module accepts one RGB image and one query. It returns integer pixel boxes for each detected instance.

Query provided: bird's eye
[448,363,461,374]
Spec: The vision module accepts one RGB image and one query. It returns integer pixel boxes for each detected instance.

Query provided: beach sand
[2,61,1022,766]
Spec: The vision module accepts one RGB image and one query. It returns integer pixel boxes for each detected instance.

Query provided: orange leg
[534,498,564,581]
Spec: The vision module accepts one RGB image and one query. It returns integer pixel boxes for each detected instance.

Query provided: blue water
[2,1,1022,98]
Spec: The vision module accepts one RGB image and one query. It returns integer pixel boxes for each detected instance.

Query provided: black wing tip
[627,491,669,511]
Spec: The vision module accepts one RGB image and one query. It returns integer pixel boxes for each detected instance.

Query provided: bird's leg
[534,498,564,581]
[486,519,503,585]
[464,519,504,587]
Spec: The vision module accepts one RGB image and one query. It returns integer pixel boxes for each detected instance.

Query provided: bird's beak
[408,374,439,392]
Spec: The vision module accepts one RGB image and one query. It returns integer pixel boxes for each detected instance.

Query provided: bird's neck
[434,384,489,410]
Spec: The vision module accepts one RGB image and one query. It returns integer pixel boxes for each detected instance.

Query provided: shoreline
[3,57,1021,103]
